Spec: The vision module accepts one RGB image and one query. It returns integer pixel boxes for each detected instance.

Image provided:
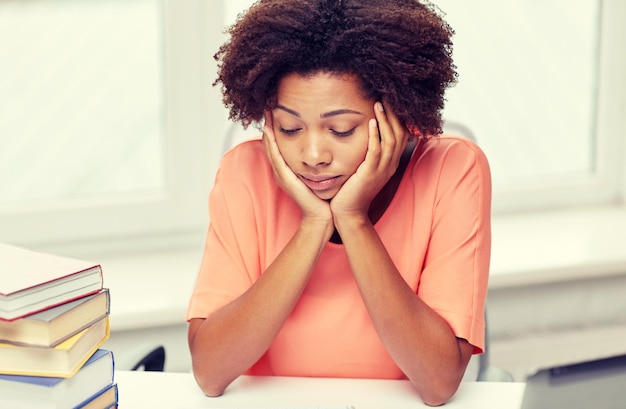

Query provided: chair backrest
[442,119,477,142]
[222,121,261,155]
[476,311,514,382]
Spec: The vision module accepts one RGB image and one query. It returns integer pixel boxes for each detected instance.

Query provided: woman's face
[271,72,376,200]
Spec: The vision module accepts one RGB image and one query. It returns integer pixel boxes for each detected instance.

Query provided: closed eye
[331,127,356,137]
[279,126,301,135]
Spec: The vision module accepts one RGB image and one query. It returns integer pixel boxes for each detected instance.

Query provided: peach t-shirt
[187,135,491,379]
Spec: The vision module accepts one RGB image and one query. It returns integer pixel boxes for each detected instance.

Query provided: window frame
[490,0,626,213]
[0,0,225,256]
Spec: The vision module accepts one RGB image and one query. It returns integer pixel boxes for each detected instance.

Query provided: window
[0,0,224,255]
[1,0,165,203]
[435,0,625,212]
[1,0,623,257]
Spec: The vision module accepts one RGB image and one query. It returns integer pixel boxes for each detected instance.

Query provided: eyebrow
[275,104,364,118]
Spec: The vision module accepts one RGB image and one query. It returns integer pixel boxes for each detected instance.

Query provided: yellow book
[0,316,109,378]
[79,383,118,409]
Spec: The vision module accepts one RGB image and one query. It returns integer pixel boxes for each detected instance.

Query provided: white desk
[115,371,525,408]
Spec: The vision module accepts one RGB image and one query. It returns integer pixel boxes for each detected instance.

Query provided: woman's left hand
[330,101,409,221]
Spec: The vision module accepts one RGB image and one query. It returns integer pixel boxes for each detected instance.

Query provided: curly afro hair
[214,0,457,137]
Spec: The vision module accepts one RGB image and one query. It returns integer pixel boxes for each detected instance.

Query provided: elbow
[421,391,454,407]
[413,343,472,406]
[420,387,458,407]
[201,384,227,398]
[199,376,226,398]
[422,395,452,407]
[193,370,230,397]
[191,358,233,397]
[413,374,463,407]
[188,323,233,397]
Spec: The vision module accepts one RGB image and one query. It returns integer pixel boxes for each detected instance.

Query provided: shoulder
[421,134,487,160]
[220,137,266,168]
[211,137,275,196]
[216,138,271,180]
[212,137,291,210]
[413,135,490,176]
[405,135,492,204]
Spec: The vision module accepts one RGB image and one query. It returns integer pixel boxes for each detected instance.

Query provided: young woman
[186,0,492,406]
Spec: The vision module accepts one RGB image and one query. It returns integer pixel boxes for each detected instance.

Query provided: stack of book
[0,242,117,408]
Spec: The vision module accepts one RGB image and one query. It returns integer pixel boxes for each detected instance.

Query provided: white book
[0,243,103,321]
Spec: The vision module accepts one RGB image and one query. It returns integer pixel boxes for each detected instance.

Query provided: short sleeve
[186,142,266,321]
[418,137,492,353]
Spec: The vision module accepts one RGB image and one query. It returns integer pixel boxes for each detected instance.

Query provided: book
[0,316,110,377]
[0,349,115,409]
[0,243,103,321]
[76,382,118,409]
[0,289,110,347]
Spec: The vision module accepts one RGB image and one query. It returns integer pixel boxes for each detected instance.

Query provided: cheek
[334,137,367,174]
[274,137,298,168]
[344,133,369,170]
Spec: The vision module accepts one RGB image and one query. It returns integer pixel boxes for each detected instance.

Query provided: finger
[373,102,398,168]
[376,102,408,167]
[366,117,382,165]
[382,102,407,142]
[262,112,286,176]
[262,111,274,143]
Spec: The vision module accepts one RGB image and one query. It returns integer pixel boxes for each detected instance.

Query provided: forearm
[335,217,470,406]
[189,218,333,396]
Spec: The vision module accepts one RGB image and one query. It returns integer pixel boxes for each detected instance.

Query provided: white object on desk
[114,371,525,408]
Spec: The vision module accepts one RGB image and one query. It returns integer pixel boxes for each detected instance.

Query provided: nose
[301,131,331,167]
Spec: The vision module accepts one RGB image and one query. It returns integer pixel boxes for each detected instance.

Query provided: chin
[313,190,337,201]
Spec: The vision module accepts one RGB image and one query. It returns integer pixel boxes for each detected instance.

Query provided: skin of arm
[330,103,473,406]
[187,115,335,397]
[336,219,473,406]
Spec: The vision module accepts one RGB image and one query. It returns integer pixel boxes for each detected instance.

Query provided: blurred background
[0,0,624,380]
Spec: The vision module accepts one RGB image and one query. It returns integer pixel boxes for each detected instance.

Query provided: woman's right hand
[262,112,333,226]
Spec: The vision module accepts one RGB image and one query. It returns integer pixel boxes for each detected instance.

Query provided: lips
[299,174,342,191]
